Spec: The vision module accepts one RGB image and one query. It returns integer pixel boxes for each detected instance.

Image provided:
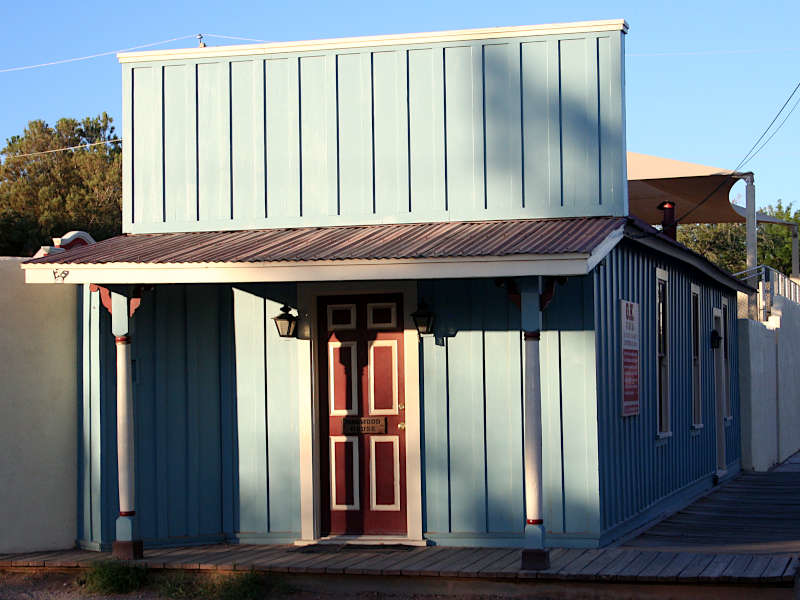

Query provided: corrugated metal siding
[594,242,741,534]
[78,283,302,548]
[419,279,525,543]
[27,217,625,266]
[122,30,626,234]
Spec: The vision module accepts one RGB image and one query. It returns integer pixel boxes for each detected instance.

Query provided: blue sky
[1,0,797,209]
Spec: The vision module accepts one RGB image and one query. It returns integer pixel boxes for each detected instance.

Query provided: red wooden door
[319,294,407,535]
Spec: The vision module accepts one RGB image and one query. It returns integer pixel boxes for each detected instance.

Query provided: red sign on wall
[621,299,640,417]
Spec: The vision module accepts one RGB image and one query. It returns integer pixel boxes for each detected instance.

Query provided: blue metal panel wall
[78,283,302,549]
[419,279,525,545]
[594,242,741,540]
[539,276,601,546]
[77,285,118,550]
[122,29,627,234]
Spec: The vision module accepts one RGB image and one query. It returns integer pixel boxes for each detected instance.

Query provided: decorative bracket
[89,284,152,317]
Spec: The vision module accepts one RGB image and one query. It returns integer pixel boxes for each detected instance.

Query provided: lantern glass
[273,305,298,338]
[411,302,435,335]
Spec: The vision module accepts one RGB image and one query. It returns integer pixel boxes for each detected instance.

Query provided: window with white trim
[691,285,702,427]
[656,269,670,435]
[722,299,731,419]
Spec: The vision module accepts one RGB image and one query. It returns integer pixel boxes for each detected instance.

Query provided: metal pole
[745,174,758,319]
[792,225,799,279]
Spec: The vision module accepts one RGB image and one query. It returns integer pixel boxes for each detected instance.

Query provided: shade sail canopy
[627,151,748,225]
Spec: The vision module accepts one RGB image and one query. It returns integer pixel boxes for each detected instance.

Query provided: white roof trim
[23,253,601,285]
[118,20,628,64]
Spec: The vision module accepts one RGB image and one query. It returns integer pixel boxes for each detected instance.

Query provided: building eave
[118,20,628,64]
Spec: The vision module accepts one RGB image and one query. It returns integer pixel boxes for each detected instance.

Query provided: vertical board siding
[197,63,232,222]
[483,43,522,214]
[123,29,626,233]
[539,276,601,539]
[299,55,337,218]
[231,60,266,221]
[265,59,301,220]
[131,66,162,225]
[372,50,409,217]
[79,283,302,548]
[594,243,741,535]
[420,279,524,539]
[408,48,447,217]
[78,286,117,548]
[163,64,197,222]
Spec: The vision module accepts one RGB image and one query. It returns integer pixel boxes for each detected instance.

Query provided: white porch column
[520,280,549,570]
[111,291,142,560]
[745,174,759,320]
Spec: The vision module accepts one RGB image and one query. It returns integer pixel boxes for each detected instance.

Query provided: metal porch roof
[25,216,627,266]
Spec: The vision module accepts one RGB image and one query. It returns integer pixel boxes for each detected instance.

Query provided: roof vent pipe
[657,201,677,241]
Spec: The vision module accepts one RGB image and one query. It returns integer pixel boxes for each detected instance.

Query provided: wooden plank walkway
[625,457,800,554]
[0,544,796,586]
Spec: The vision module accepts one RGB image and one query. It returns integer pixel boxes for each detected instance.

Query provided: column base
[112,540,143,560]
[520,548,551,570]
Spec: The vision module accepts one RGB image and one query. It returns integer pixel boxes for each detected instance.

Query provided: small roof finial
[197,33,206,48]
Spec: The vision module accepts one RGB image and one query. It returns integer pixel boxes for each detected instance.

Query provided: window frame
[656,268,671,437]
[690,284,703,428]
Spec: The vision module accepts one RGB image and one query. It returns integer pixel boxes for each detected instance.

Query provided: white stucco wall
[738,318,778,472]
[773,296,800,462]
[0,258,78,552]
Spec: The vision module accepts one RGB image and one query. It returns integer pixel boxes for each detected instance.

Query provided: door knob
[399,403,405,410]
[398,422,406,430]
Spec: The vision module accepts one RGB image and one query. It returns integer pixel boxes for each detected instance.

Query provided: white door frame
[295,281,423,543]
[712,307,727,475]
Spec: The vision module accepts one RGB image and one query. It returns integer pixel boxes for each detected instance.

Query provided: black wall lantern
[710,329,722,349]
[411,301,435,336]
[273,305,298,338]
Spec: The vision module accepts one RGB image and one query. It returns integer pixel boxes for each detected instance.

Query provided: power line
[674,79,800,225]
[2,140,120,159]
[740,93,800,169]
[0,35,197,73]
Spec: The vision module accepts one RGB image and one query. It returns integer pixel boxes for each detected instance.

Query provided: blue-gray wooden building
[23,19,749,556]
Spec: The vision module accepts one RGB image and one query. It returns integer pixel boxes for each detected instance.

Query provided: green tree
[0,114,121,256]
[677,201,800,275]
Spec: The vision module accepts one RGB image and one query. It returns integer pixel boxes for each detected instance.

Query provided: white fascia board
[586,225,625,272]
[22,254,592,285]
[118,20,628,64]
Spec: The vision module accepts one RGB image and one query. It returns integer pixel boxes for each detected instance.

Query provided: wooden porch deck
[625,454,800,554]
[1,544,797,586]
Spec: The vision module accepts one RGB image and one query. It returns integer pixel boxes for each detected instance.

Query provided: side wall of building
[0,258,79,552]
[594,242,741,544]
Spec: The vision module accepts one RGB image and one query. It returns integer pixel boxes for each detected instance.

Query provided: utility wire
[0,33,269,73]
[740,93,800,169]
[0,35,197,73]
[2,140,120,159]
[673,80,800,225]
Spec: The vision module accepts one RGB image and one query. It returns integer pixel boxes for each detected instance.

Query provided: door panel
[319,294,407,535]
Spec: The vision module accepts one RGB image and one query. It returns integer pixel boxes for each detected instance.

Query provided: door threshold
[295,535,428,547]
